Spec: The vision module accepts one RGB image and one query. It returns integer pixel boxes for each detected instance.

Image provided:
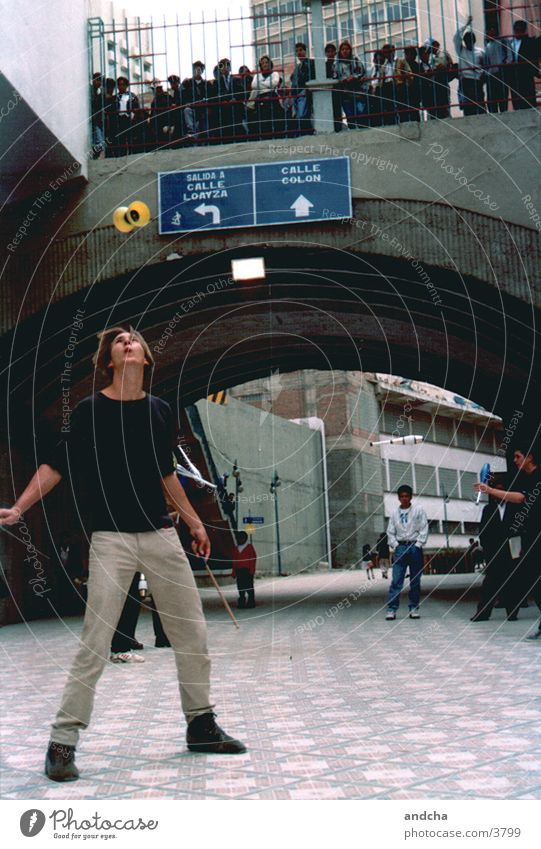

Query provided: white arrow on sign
[290,194,314,218]
[195,203,221,224]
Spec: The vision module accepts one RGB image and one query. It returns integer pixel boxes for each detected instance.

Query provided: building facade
[250,0,484,77]
[230,370,504,565]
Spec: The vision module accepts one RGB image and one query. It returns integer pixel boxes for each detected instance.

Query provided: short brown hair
[92,326,154,378]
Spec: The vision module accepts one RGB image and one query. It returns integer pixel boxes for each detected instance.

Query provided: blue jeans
[387,544,424,612]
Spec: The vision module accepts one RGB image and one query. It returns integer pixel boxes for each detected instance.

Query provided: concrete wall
[196,397,328,575]
[69,109,540,232]
[0,0,89,202]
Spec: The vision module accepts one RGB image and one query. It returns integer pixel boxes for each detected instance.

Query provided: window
[429,519,440,533]
[325,24,338,43]
[339,15,355,39]
[438,468,459,498]
[387,3,402,22]
[389,459,413,491]
[356,11,370,29]
[401,0,416,17]
[434,416,454,445]
[459,471,477,500]
[415,464,438,497]
[442,520,461,536]
[475,426,495,453]
[413,411,434,442]
[268,3,279,24]
[464,522,480,535]
[381,403,410,435]
[455,423,475,450]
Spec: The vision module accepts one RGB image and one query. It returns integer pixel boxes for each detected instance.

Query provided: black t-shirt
[515,469,541,552]
[48,392,176,532]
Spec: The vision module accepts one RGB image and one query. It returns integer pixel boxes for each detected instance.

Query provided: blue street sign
[254,157,351,226]
[158,164,254,234]
[243,516,265,525]
[158,157,351,234]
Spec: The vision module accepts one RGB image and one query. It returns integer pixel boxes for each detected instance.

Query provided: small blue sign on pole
[158,157,351,234]
[243,516,265,525]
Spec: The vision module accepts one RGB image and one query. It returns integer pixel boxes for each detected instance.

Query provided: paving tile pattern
[1,572,540,800]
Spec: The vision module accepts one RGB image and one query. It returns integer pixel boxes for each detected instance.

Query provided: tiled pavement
[1,571,541,800]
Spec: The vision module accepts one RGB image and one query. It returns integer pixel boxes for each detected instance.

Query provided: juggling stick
[370,435,424,447]
[476,463,491,504]
[202,559,240,629]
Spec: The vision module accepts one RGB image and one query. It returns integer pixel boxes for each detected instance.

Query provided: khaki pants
[50,528,212,746]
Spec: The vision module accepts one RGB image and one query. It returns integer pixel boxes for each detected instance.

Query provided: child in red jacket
[232,531,257,609]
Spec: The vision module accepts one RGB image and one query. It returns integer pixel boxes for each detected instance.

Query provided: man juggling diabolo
[0,326,246,782]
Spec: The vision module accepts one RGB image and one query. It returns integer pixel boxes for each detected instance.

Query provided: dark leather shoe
[155,638,171,647]
[186,713,247,754]
[130,640,144,650]
[45,742,79,782]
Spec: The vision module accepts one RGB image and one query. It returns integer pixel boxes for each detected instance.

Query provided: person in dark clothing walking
[471,474,518,621]
[475,444,541,638]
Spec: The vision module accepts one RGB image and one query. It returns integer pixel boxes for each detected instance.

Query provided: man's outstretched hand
[190,524,211,561]
[0,508,21,526]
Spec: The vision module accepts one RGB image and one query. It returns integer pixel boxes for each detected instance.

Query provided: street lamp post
[270,471,283,576]
[223,462,243,530]
[232,460,243,531]
[442,488,450,549]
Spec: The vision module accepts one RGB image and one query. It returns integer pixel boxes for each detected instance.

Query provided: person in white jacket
[246,55,285,139]
[454,16,486,115]
[385,485,429,620]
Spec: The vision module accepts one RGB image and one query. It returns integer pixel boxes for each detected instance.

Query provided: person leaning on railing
[399,44,422,122]
[502,19,541,110]
[420,37,454,119]
[209,58,246,144]
[484,25,509,113]
[181,60,212,145]
[246,55,286,141]
[332,40,367,129]
[454,16,486,116]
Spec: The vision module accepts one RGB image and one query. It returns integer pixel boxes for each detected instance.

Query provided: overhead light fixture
[231,257,266,282]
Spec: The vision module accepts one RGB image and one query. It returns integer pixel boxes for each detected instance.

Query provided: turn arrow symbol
[290,194,314,218]
[195,203,221,224]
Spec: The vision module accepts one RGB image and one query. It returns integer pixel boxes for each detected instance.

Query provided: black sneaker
[155,638,171,648]
[186,713,247,754]
[45,741,79,782]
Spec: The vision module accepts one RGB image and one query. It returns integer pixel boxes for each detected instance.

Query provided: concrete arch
[3,245,538,431]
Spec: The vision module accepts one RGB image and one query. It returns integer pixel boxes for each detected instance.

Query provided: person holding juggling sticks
[0,326,246,782]
[474,444,541,639]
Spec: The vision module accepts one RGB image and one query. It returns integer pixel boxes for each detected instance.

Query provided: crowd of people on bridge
[91,17,540,155]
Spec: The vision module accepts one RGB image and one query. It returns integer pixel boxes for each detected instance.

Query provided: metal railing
[87,2,540,157]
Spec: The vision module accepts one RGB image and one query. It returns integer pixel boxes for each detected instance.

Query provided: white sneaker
[409,609,420,619]
[110,651,145,663]
[385,611,396,620]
